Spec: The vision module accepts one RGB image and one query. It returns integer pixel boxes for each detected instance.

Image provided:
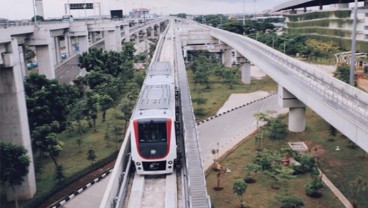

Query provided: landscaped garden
[186,52,368,208]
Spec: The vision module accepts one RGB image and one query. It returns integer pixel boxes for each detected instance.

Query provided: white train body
[130,62,177,175]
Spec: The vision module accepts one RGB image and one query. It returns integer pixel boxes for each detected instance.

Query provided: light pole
[253,0,257,20]
[32,0,37,24]
[83,0,87,23]
[242,0,245,26]
[350,0,358,86]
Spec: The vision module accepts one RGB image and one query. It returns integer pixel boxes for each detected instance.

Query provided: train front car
[131,62,177,175]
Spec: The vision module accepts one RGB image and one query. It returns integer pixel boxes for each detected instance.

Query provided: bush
[276,195,305,208]
[292,154,316,174]
[305,180,323,198]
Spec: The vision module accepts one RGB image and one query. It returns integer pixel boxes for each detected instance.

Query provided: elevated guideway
[99,18,210,208]
[193,23,368,153]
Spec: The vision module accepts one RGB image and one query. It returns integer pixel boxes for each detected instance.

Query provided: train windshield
[138,119,167,143]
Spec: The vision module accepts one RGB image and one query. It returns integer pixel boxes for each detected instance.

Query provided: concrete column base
[240,62,251,84]
[78,36,89,53]
[288,107,306,132]
[222,48,233,67]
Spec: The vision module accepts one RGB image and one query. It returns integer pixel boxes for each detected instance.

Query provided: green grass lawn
[33,108,124,197]
[0,99,128,208]
[187,70,278,121]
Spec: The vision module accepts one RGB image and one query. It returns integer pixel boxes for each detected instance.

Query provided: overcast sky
[0,0,286,20]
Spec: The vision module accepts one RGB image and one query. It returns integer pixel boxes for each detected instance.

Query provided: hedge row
[23,151,119,208]
[287,27,351,38]
[287,10,351,22]
[302,34,368,52]
[287,18,353,28]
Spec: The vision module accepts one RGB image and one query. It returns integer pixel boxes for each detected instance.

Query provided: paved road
[62,174,111,208]
[197,93,288,170]
[55,55,81,84]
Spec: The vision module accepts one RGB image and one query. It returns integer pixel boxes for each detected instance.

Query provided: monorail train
[130,61,178,175]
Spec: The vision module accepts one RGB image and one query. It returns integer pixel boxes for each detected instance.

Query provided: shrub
[276,195,305,208]
[305,179,324,198]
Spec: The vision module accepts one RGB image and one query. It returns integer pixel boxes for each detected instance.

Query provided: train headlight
[168,161,173,164]
[136,162,141,166]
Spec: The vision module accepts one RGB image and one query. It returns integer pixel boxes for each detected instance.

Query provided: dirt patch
[357,79,368,92]
[304,141,326,157]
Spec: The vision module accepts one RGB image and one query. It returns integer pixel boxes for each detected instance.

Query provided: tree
[35,133,63,167]
[25,73,78,133]
[99,94,113,122]
[104,122,112,147]
[253,149,295,189]
[244,163,260,184]
[267,117,288,142]
[350,176,367,207]
[31,15,44,22]
[55,165,65,184]
[233,179,247,208]
[176,13,187,18]
[135,71,146,87]
[25,46,36,62]
[119,99,134,133]
[254,134,264,151]
[0,142,30,208]
[76,137,83,152]
[253,111,278,149]
[334,64,351,84]
[87,148,97,165]
[112,125,124,150]
[84,90,100,131]
[328,124,337,141]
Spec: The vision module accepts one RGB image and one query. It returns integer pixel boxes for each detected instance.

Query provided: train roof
[147,61,172,76]
[137,84,172,110]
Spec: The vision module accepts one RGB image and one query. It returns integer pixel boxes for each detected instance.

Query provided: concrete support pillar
[124,26,130,42]
[278,85,306,132]
[54,37,61,64]
[65,35,71,57]
[78,35,89,53]
[135,34,139,45]
[104,27,122,52]
[90,32,96,43]
[183,48,188,59]
[143,33,147,52]
[0,38,36,201]
[35,39,56,79]
[18,45,27,79]
[151,28,155,38]
[289,107,306,132]
[156,26,161,36]
[240,61,251,84]
[222,48,233,67]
